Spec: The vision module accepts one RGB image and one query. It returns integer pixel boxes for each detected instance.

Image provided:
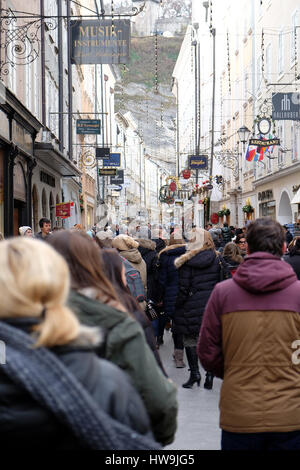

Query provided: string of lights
[227,32,231,95]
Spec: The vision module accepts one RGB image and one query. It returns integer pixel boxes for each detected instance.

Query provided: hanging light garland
[227,32,231,94]
[154,30,159,94]
[261,28,266,84]
[120,65,127,111]
[209,0,213,34]
[111,0,115,33]
[160,99,164,129]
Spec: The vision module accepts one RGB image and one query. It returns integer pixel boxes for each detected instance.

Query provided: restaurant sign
[70,20,130,65]
[249,138,280,147]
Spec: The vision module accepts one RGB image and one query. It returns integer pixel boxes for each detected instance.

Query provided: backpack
[122,258,146,303]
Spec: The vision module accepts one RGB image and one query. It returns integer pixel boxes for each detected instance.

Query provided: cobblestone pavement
[159,329,222,450]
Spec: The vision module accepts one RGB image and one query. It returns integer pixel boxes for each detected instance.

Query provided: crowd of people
[0,216,299,450]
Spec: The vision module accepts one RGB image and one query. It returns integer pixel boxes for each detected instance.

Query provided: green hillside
[122,36,183,89]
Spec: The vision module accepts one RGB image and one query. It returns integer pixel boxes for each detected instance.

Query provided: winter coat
[137,239,160,302]
[113,235,147,289]
[0,318,153,449]
[223,255,242,276]
[153,238,166,254]
[68,289,178,446]
[283,251,300,280]
[158,244,186,318]
[174,249,224,336]
[198,252,300,434]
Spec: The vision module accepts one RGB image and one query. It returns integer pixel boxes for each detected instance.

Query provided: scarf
[0,321,160,450]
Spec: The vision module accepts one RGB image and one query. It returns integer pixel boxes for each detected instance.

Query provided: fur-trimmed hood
[159,244,186,258]
[175,248,216,269]
[136,238,156,251]
[112,234,139,252]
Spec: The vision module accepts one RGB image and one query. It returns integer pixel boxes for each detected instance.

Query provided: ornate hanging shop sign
[188,155,208,170]
[0,9,58,77]
[70,20,130,65]
[249,138,280,147]
[272,93,300,121]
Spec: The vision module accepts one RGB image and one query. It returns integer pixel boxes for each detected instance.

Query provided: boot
[204,372,214,390]
[182,346,201,388]
[174,349,186,368]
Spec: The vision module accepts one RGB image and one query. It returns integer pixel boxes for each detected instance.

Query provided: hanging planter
[224,209,231,216]
[242,205,254,213]
[218,210,224,217]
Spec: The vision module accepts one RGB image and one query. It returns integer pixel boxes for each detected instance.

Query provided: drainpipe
[58,0,64,152]
[67,0,73,161]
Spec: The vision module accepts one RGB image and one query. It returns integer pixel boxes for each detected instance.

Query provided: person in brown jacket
[198,218,300,450]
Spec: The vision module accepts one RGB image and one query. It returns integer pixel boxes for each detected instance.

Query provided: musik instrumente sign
[70,20,130,65]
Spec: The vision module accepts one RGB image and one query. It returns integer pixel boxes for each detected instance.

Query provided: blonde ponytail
[0,238,81,348]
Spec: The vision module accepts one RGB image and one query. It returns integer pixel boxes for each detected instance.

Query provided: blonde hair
[187,228,215,252]
[0,238,80,348]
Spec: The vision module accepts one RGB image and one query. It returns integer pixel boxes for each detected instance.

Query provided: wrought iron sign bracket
[0,3,145,76]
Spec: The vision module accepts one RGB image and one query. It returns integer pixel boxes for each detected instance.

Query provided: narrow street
[159,330,222,451]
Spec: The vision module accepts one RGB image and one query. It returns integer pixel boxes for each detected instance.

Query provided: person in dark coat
[283,236,300,279]
[174,228,230,390]
[136,238,160,303]
[158,234,186,367]
[48,231,177,446]
[221,223,233,246]
[100,248,167,376]
[284,225,293,246]
[0,237,154,450]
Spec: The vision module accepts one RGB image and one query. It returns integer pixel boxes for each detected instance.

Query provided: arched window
[42,189,47,218]
[32,185,39,234]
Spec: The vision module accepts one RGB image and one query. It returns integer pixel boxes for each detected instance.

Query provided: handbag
[145,300,164,321]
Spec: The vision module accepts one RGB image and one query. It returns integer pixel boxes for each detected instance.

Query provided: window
[257,56,262,91]
[266,44,272,82]
[291,10,299,64]
[278,31,284,75]
[278,121,285,165]
[25,62,33,111]
[8,21,16,93]
[244,68,249,100]
[291,122,300,161]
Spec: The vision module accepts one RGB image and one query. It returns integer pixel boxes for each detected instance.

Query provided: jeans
[222,430,300,450]
[152,314,168,338]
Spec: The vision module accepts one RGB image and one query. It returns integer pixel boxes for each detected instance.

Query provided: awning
[291,188,300,204]
[34,142,81,177]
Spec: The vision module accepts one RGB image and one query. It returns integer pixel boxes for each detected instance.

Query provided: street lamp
[237,126,251,147]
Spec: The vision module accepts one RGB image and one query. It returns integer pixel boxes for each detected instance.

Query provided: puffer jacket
[283,251,300,280]
[158,244,186,318]
[113,235,147,289]
[137,239,160,302]
[68,289,178,446]
[0,318,153,449]
[174,248,224,336]
[198,252,300,434]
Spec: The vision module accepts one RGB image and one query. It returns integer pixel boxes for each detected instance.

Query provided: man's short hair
[223,222,228,228]
[246,218,285,257]
[39,218,51,229]
[207,223,212,228]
